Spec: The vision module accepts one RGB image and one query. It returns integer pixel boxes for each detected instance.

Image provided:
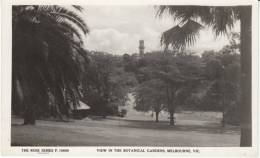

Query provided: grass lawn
[11,111,240,147]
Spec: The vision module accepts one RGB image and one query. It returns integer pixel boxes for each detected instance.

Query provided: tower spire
[139,40,145,57]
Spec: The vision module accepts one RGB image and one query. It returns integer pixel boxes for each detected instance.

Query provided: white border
[1,0,259,157]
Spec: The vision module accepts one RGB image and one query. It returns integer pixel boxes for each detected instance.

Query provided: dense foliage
[156,5,251,146]
[12,6,242,129]
[131,47,240,125]
[81,51,137,117]
[12,5,89,124]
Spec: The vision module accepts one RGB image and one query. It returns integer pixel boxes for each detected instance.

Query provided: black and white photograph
[1,0,259,156]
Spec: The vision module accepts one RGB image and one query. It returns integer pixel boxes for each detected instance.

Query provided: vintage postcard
[1,0,259,157]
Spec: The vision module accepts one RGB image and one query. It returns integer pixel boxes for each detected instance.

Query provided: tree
[201,49,240,126]
[12,5,89,124]
[134,79,166,122]
[162,52,202,125]
[156,5,252,146]
[122,53,139,73]
[81,51,137,117]
[134,51,202,125]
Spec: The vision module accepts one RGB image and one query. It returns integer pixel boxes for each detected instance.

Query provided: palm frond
[72,5,84,11]
[35,14,89,61]
[156,6,212,23]
[161,20,203,50]
[181,20,204,45]
[39,13,84,44]
[209,7,236,36]
[38,5,89,34]
[160,25,181,49]
[156,5,238,48]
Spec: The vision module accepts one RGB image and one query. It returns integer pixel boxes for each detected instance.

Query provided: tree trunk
[155,111,159,122]
[23,104,35,125]
[221,91,226,127]
[166,83,175,126]
[102,105,107,118]
[239,6,252,147]
[222,111,225,127]
[222,73,226,127]
[169,111,175,126]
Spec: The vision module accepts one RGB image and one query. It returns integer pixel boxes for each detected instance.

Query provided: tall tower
[139,40,145,57]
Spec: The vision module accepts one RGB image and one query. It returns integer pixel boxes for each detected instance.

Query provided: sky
[81,6,239,55]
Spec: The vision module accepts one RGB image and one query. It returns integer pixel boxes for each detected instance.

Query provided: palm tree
[156,6,251,146]
[12,5,89,125]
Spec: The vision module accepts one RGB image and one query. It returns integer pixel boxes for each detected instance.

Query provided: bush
[118,109,127,117]
[224,102,239,126]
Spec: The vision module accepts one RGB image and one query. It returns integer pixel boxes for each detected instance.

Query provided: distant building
[139,40,145,57]
[71,100,91,119]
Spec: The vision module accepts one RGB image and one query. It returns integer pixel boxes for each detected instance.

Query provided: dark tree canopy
[12,5,89,123]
